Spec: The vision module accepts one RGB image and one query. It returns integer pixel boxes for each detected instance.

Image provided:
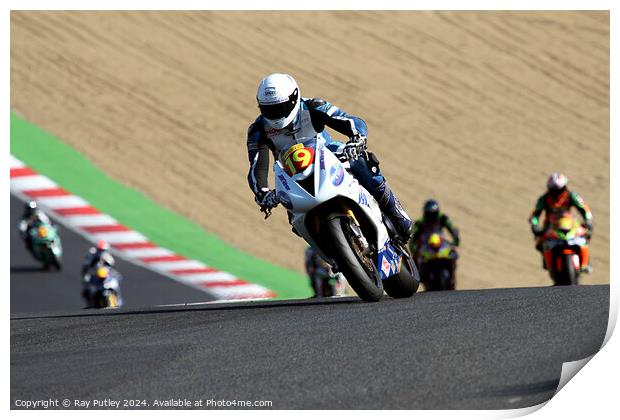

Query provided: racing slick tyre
[554,254,579,286]
[51,254,62,271]
[323,216,384,302]
[383,257,419,298]
[439,268,452,291]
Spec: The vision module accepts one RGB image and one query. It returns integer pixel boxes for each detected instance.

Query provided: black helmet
[423,199,439,221]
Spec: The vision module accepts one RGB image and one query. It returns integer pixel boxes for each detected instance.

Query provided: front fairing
[420,242,454,262]
[274,135,358,213]
[90,274,121,294]
[274,134,390,258]
[544,226,587,249]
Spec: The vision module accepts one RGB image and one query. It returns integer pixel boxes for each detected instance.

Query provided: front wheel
[322,216,384,302]
[50,252,62,271]
[554,254,579,286]
[439,268,453,290]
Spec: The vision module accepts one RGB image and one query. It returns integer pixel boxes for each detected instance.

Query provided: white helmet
[547,172,568,192]
[256,73,300,129]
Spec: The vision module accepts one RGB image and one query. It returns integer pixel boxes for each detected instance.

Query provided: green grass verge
[10,112,312,299]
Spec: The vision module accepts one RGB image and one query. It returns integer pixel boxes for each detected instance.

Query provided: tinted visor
[425,210,439,221]
[259,88,298,120]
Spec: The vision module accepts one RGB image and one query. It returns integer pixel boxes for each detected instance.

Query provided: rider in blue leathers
[247,73,413,239]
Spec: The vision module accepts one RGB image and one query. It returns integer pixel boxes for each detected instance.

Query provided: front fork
[346,209,371,256]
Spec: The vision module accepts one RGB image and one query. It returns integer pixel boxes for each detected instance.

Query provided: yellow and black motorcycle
[417,232,458,291]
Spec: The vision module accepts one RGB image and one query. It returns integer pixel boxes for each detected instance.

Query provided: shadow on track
[11,296,362,320]
[11,265,48,273]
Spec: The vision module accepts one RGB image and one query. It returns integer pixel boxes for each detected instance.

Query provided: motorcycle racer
[247,73,413,239]
[408,199,460,260]
[81,240,117,304]
[19,201,52,252]
[305,246,345,297]
[529,172,593,271]
[81,240,115,276]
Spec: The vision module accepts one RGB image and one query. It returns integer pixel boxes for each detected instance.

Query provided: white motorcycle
[265,134,420,302]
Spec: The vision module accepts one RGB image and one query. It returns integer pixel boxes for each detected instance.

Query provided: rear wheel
[384,257,419,298]
[322,216,384,302]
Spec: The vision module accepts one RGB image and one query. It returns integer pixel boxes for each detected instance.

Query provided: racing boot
[369,181,413,240]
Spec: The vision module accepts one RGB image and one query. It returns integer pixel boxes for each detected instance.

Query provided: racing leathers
[247,97,413,238]
[529,190,593,263]
[408,212,460,260]
[81,247,116,276]
[81,247,117,304]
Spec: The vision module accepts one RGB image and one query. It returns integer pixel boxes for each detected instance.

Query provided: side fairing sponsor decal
[277,174,290,191]
[330,165,345,186]
[376,243,403,280]
[358,190,368,206]
[381,255,392,277]
[277,191,293,210]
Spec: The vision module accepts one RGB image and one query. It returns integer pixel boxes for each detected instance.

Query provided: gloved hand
[342,135,367,161]
[255,188,279,209]
[583,222,593,240]
[453,236,460,247]
[531,223,544,237]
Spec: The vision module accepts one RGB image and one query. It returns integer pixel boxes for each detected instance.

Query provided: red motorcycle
[541,216,590,286]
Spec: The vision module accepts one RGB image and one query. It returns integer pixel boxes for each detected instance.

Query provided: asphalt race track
[11,285,608,409]
[10,194,212,313]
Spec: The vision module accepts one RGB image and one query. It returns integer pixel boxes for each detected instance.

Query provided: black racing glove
[583,221,593,240]
[342,135,367,161]
[255,188,279,209]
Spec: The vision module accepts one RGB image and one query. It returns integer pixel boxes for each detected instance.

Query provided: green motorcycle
[28,223,63,270]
